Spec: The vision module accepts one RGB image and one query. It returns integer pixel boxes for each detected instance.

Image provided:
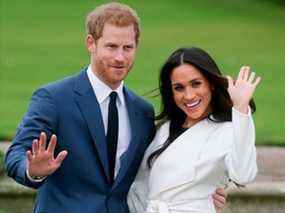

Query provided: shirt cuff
[232,106,252,117]
[26,169,46,182]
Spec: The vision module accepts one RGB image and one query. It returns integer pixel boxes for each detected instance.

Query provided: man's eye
[107,45,116,49]
[124,46,134,51]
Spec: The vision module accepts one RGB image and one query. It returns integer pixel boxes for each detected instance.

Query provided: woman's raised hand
[227,66,261,114]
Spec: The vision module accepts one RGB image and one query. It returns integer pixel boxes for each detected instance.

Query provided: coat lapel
[73,70,110,179]
[113,88,141,188]
[149,119,217,196]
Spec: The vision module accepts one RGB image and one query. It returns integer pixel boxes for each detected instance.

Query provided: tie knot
[109,91,117,103]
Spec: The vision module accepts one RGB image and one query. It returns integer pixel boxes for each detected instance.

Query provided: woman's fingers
[238,66,262,86]
[237,66,245,80]
[248,71,256,83]
[226,75,234,89]
[237,66,249,81]
[242,66,250,81]
[253,76,262,87]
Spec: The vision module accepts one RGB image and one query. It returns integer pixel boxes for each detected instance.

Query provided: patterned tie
[106,91,118,184]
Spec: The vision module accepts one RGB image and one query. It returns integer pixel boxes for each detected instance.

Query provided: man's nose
[114,49,125,62]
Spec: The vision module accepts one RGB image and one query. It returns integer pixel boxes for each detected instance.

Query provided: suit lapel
[113,88,141,188]
[73,70,110,179]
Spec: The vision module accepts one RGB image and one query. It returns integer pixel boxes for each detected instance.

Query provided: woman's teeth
[186,99,201,108]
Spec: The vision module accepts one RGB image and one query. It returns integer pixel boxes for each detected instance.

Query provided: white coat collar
[148,118,218,197]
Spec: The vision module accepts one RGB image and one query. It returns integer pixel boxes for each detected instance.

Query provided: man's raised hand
[26,132,68,177]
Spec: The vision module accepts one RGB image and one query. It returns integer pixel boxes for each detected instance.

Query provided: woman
[128,47,260,213]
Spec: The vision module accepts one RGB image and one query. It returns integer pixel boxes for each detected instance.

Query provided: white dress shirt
[87,65,131,177]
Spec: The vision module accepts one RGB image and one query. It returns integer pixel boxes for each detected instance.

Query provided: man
[5,3,226,213]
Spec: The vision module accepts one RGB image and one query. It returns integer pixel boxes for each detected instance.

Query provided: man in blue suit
[5,2,226,213]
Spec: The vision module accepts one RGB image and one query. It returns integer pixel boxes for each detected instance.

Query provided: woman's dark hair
[147,47,256,168]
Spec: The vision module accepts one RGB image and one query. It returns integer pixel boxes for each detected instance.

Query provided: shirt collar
[87,65,125,106]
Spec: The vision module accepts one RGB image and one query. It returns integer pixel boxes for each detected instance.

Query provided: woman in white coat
[128,47,261,213]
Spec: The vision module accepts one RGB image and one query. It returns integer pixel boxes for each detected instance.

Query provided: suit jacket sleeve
[5,87,58,189]
[225,107,258,184]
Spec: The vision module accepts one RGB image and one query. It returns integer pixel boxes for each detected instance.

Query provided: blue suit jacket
[5,68,155,213]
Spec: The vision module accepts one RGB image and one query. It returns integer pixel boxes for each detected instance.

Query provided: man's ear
[86,34,96,53]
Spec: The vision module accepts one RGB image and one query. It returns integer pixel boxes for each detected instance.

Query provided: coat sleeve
[225,107,258,184]
[4,87,58,189]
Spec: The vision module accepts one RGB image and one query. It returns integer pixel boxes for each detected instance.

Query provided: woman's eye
[192,81,201,87]
[174,86,183,91]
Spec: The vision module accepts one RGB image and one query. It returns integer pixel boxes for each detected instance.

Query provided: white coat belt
[145,198,215,213]
[146,200,169,213]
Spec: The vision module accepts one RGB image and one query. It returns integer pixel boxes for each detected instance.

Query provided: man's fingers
[54,150,68,165]
[213,193,226,205]
[215,188,227,199]
[212,188,227,210]
[32,139,39,156]
[213,199,224,212]
[39,132,47,152]
[47,134,57,154]
[216,188,227,196]
[26,150,33,162]
[212,193,226,213]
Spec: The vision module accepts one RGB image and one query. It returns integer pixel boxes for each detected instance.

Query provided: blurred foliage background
[1,0,285,145]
